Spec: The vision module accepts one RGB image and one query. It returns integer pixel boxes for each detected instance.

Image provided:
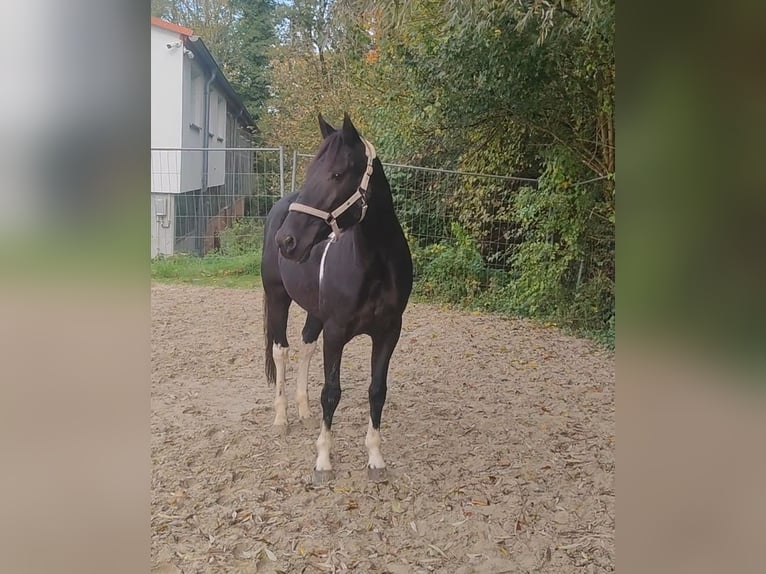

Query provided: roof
[151,17,193,38]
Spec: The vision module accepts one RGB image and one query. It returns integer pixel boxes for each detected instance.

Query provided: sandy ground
[151,283,614,573]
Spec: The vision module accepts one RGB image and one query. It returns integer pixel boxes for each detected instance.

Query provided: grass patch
[151,252,262,289]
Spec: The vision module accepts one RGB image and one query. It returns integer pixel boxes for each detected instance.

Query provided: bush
[507,151,614,346]
[217,218,264,256]
[411,223,486,306]
[402,147,615,348]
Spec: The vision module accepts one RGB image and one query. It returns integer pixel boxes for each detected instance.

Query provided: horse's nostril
[278,234,296,254]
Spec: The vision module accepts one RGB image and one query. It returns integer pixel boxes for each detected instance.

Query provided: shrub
[412,223,486,306]
[217,218,264,256]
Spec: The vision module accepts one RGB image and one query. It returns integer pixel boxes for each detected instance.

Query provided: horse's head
[275,113,374,262]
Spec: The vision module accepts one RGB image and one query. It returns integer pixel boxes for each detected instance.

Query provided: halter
[288,138,376,238]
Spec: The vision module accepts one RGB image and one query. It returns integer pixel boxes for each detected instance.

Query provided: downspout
[233,108,245,214]
[198,69,216,254]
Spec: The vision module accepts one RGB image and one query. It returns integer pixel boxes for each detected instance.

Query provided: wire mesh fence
[150,146,612,339]
[150,146,537,272]
[292,152,537,271]
[150,147,283,257]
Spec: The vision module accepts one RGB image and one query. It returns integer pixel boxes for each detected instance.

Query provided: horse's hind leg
[296,314,322,424]
[265,289,291,429]
[366,321,402,481]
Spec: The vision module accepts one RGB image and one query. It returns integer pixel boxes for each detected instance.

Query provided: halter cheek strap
[288,138,376,238]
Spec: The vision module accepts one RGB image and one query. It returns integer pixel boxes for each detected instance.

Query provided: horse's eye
[332,172,343,180]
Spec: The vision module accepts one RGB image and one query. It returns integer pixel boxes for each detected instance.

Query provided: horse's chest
[281,236,400,331]
[319,255,395,323]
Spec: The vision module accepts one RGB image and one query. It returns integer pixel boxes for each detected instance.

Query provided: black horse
[261,113,413,483]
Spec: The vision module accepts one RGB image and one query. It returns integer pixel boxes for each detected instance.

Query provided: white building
[151,17,255,257]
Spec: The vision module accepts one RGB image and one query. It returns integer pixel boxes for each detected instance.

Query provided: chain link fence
[150,147,611,339]
[150,146,537,272]
[291,152,537,271]
[150,147,283,257]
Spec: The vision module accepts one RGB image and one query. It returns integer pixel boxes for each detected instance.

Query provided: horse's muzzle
[276,232,296,258]
[276,230,313,263]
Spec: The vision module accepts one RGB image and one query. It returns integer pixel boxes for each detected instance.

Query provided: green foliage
[245,194,278,218]
[508,150,614,340]
[216,218,264,256]
[388,170,450,246]
[160,0,615,346]
[409,223,485,306]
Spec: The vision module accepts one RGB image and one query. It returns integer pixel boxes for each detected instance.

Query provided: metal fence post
[279,146,285,198]
[291,150,298,195]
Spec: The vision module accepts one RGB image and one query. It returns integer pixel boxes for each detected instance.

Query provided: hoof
[312,469,335,486]
[271,423,288,437]
[367,466,388,483]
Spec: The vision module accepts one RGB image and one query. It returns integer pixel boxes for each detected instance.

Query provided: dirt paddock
[151,283,614,573]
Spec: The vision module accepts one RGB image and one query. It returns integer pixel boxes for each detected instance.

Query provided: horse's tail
[263,292,276,386]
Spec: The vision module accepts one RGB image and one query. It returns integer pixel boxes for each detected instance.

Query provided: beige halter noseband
[288,138,376,237]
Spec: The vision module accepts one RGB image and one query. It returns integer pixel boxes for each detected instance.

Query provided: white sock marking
[296,341,316,419]
[272,343,288,426]
[365,418,385,469]
[315,423,333,471]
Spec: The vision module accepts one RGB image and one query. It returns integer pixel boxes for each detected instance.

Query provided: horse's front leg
[296,315,322,425]
[272,343,289,428]
[313,333,344,485]
[366,321,401,481]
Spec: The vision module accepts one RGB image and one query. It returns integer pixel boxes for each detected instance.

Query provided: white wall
[207,91,227,188]
[151,26,184,195]
[180,57,204,193]
[181,56,205,150]
[151,26,184,149]
[151,193,175,257]
[180,57,228,191]
[151,22,234,257]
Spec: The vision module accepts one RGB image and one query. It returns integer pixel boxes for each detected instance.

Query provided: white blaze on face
[295,341,316,419]
[272,343,289,426]
[365,418,385,470]
[315,423,334,471]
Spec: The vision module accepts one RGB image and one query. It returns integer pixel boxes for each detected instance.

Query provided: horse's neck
[360,180,404,248]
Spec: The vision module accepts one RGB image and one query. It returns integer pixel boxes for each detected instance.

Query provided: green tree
[261,0,616,340]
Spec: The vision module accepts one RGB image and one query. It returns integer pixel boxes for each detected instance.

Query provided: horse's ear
[318,114,336,139]
[342,112,361,143]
